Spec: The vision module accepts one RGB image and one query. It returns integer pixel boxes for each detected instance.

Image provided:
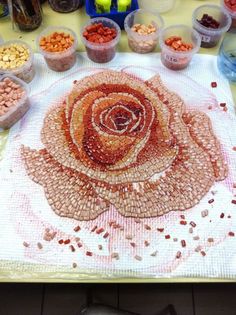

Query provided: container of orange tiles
[37,26,78,72]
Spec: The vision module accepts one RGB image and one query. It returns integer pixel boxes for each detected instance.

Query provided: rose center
[100,102,144,134]
[114,115,129,129]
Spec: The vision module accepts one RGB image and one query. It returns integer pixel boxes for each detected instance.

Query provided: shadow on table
[80,303,178,315]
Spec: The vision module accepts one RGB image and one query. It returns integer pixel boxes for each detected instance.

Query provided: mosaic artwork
[21,70,228,221]
[0,60,236,278]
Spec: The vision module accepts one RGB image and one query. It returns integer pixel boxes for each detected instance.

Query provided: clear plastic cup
[81,17,121,63]
[0,74,30,129]
[217,33,236,82]
[138,0,176,13]
[221,0,236,32]
[37,26,78,72]
[0,40,35,83]
[124,9,164,54]
[192,4,231,48]
[159,25,201,70]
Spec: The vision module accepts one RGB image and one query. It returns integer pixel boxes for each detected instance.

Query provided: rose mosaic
[21,70,228,221]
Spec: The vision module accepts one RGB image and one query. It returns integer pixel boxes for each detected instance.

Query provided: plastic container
[221,0,236,32]
[124,9,164,54]
[37,26,78,72]
[0,40,35,83]
[138,0,175,13]
[0,74,30,129]
[85,0,139,29]
[81,17,121,63]
[217,34,236,82]
[48,0,84,12]
[159,25,201,70]
[192,4,231,48]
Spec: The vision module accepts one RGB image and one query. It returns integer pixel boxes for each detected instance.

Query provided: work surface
[0,0,236,283]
